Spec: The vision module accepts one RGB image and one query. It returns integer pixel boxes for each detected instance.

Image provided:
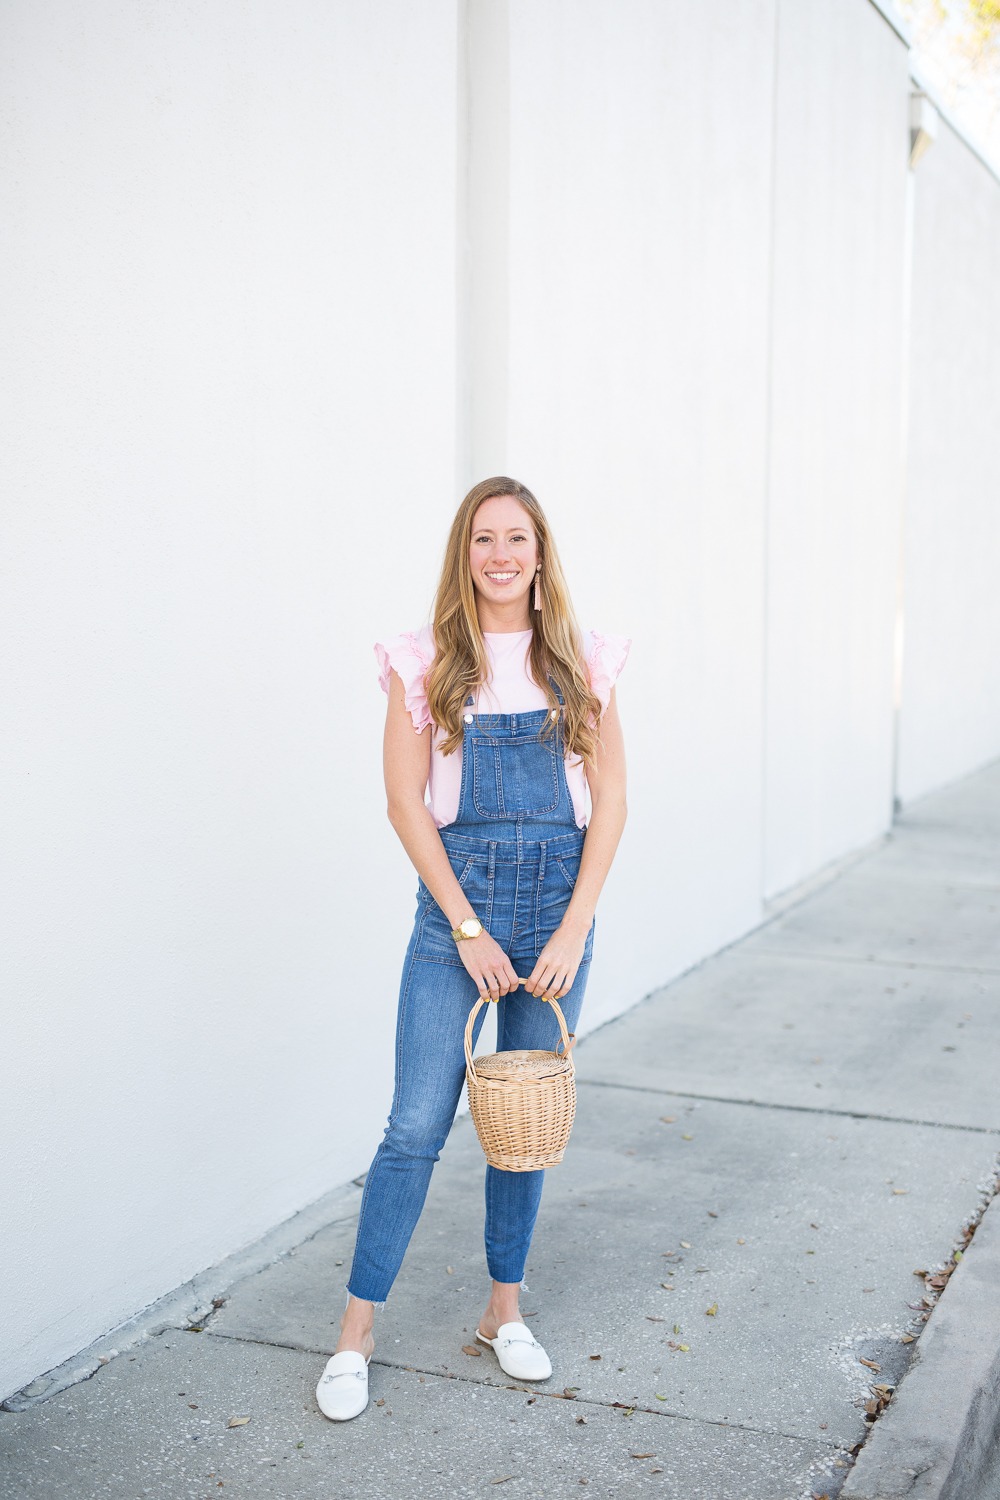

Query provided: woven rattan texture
[463,994,577,1172]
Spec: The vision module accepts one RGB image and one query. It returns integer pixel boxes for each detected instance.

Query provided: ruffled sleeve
[375,627,436,734]
[585,630,631,715]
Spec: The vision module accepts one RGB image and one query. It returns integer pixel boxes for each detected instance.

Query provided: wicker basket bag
[464,985,577,1172]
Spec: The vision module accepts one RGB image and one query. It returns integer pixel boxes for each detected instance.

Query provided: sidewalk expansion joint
[207,1330,846,1450]
[752,948,1000,977]
[576,1078,1000,1134]
[366,1358,847,1448]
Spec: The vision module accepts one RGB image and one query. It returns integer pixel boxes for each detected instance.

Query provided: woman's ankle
[480,1281,522,1337]
[336,1296,375,1355]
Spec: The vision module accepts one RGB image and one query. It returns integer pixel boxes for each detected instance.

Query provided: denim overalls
[348,696,594,1303]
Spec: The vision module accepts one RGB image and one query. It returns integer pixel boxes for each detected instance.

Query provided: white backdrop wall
[2,0,998,1404]
[503,0,779,1017]
[1,0,460,1404]
[896,121,1000,803]
[762,0,909,899]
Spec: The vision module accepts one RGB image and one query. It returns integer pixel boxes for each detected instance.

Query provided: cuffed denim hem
[344,1284,385,1310]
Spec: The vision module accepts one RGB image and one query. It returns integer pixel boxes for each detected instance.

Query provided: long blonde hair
[425,478,603,763]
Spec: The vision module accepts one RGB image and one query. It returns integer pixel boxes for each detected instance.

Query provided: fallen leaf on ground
[630,1452,656,1459]
[589,1354,601,1360]
[737,1238,745,1245]
[811,1223,819,1230]
[705,1304,718,1316]
[646,1316,664,1322]
[859,1358,881,1372]
[655,1394,668,1400]
[678,1344,690,1352]
[893,1189,909,1196]
[376,1399,385,1407]
[660,1117,676,1123]
[707,1211,718,1218]
[575,1415,587,1424]
[651,1469,663,1475]
[680,1242,691,1249]
[227,1417,251,1428]
[900,1334,915,1343]
[913,1269,927,1277]
[563,1389,577,1399]
[682,1134,693,1140]
[661,1282,674,1289]
[673,1325,680,1333]
[491,1478,516,1485]
[462,1345,481,1357]
[446,1266,454,1274]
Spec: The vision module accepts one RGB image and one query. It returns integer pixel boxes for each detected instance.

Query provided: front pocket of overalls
[418,857,474,907]
[472,734,560,819]
[555,855,580,891]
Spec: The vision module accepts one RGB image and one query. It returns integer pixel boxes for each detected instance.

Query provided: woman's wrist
[558,905,593,939]
[446,903,480,932]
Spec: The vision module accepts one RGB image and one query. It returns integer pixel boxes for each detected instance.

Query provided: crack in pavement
[575,1078,1000,1134]
[202,1328,847,1450]
[750,949,1000,977]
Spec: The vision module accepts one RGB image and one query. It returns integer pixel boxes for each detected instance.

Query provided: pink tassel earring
[534,566,542,612]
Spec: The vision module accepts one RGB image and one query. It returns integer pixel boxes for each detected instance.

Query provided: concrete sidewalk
[3,763,999,1500]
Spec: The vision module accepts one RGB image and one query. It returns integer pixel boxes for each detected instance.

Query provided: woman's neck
[475,598,533,635]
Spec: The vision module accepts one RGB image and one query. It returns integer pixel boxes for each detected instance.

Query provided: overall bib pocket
[472,731,560,820]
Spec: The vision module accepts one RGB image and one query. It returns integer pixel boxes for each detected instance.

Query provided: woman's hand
[457,930,521,1002]
[525,922,589,1001]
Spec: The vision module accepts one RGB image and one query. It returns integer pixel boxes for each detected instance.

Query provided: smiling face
[468,495,539,627]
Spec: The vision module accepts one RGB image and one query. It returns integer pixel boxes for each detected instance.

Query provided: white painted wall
[762,0,910,899]
[2,0,998,1405]
[896,121,1000,804]
[503,0,777,1018]
[0,0,459,1403]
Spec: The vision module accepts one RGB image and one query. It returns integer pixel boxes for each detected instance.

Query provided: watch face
[461,919,482,937]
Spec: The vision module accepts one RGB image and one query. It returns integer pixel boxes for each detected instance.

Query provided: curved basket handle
[464,981,575,1084]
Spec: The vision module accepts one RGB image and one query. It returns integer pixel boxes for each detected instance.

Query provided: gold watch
[451,916,484,942]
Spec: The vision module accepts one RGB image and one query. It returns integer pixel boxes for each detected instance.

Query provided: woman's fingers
[544,970,568,1002]
[529,964,556,999]
[553,964,577,999]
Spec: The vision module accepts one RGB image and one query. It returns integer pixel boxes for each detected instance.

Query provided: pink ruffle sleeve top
[375,627,630,829]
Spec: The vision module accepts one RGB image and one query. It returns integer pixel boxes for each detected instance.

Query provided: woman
[317,477,629,1421]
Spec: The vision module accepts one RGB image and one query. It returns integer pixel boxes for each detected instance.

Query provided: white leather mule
[316,1350,371,1421]
[476,1322,552,1381]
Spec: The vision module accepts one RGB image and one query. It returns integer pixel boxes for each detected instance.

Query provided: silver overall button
[464,714,474,724]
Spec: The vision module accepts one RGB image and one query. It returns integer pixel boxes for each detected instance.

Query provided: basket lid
[472,1047,574,1083]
